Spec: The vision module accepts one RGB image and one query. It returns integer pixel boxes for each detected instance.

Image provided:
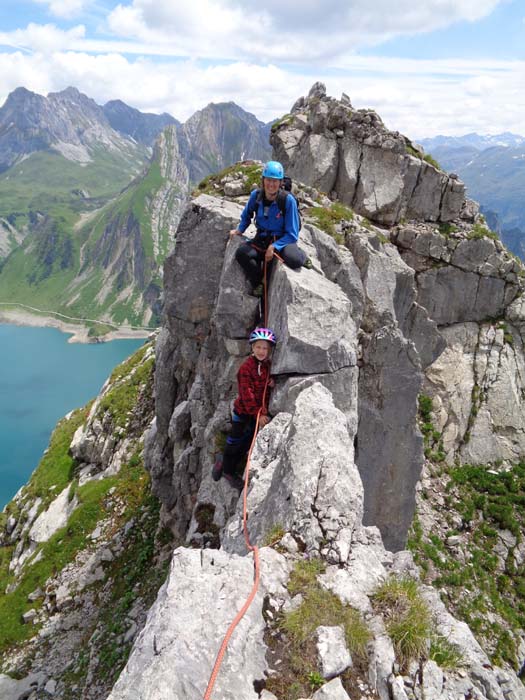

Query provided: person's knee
[235,245,247,263]
[281,245,306,269]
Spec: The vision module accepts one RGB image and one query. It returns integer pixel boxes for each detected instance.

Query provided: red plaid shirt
[233,355,270,416]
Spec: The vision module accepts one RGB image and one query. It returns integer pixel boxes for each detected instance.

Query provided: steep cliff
[2,84,525,700]
[271,83,466,227]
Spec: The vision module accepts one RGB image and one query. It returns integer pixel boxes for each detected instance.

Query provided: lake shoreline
[0,308,154,344]
[0,324,146,509]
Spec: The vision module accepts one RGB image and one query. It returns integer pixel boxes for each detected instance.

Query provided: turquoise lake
[0,324,145,510]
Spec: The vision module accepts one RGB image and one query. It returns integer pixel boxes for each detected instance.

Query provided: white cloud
[0,24,86,54]
[0,0,520,140]
[0,0,507,65]
[0,49,523,139]
[105,0,505,61]
[33,0,86,20]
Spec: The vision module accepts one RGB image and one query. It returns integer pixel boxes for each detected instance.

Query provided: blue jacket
[237,189,300,251]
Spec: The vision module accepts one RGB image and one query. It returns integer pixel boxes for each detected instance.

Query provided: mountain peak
[49,85,83,99]
[271,83,466,226]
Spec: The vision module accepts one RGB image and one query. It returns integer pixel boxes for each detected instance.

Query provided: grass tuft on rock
[373,577,433,670]
[305,202,354,244]
[265,558,370,699]
[409,460,525,670]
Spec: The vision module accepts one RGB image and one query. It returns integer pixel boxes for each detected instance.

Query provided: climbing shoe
[211,456,223,482]
[303,257,313,270]
[223,472,244,490]
[252,284,264,298]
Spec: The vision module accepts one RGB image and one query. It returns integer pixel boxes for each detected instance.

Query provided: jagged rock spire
[273,83,468,226]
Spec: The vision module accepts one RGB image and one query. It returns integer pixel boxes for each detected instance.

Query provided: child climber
[212,327,276,489]
[229,160,310,297]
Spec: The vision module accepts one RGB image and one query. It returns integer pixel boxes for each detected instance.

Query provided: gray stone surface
[389,675,409,700]
[107,547,271,700]
[417,267,508,325]
[306,223,365,326]
[357,325,423,551]
[215,234,260,338]
[268,263,357,375]
[424,322,525,464]
[421,660,444,700]
[419,586,525,700]
[367,616,396,700]
[269,367,358,437]
[316,625,352,679]
[311,677,351,700]
[222,384,363,559]
[319,543,388,613]
[28,486,78,544]
[164,194,241,326]
[271,83,466,225]
[0,673,46,700]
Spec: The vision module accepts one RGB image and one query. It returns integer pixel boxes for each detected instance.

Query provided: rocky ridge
[177,101,271,184]
[2,84,525,700]
[0,87,146,171]
[271,83,467,226]
[136,80,525,697]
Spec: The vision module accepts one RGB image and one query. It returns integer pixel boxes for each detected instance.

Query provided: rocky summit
[2,84,525,700]
[271,82,466,226]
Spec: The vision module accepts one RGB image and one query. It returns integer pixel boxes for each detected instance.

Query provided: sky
[0,0,523,140]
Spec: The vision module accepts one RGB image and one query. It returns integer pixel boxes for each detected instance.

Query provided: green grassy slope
[0,144,179,328]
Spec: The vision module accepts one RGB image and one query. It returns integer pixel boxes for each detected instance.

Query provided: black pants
[235,239,307,288]
[222,414,256,476]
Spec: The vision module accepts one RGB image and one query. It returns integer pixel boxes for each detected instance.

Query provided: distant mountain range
[0,86,271,328]
[420,132,525,258]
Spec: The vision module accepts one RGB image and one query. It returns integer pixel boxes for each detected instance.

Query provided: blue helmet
[249,327,277,345]
[262,160,284,180]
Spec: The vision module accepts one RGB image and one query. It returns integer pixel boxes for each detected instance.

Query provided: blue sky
[0,0,523,139]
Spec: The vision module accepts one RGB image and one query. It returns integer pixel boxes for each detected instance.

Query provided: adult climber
[229,160,311,296]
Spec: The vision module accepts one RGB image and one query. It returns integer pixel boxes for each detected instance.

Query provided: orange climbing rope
[202,406,264,700]
[203,257,273,700]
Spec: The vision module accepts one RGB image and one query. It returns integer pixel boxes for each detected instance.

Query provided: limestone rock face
[346,229,442,550]
[424,321,525,464]
[222,383,363,561]
[28,485,78,544]
[268,264,357,375]
[107,547,287,700]
[392,222,525,465]
[135,105,525,700]
[147,193,443,555]
[316,625,353,679]
[271,83,466,225]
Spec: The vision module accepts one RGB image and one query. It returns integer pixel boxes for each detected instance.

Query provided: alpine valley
[0,86,271,330]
